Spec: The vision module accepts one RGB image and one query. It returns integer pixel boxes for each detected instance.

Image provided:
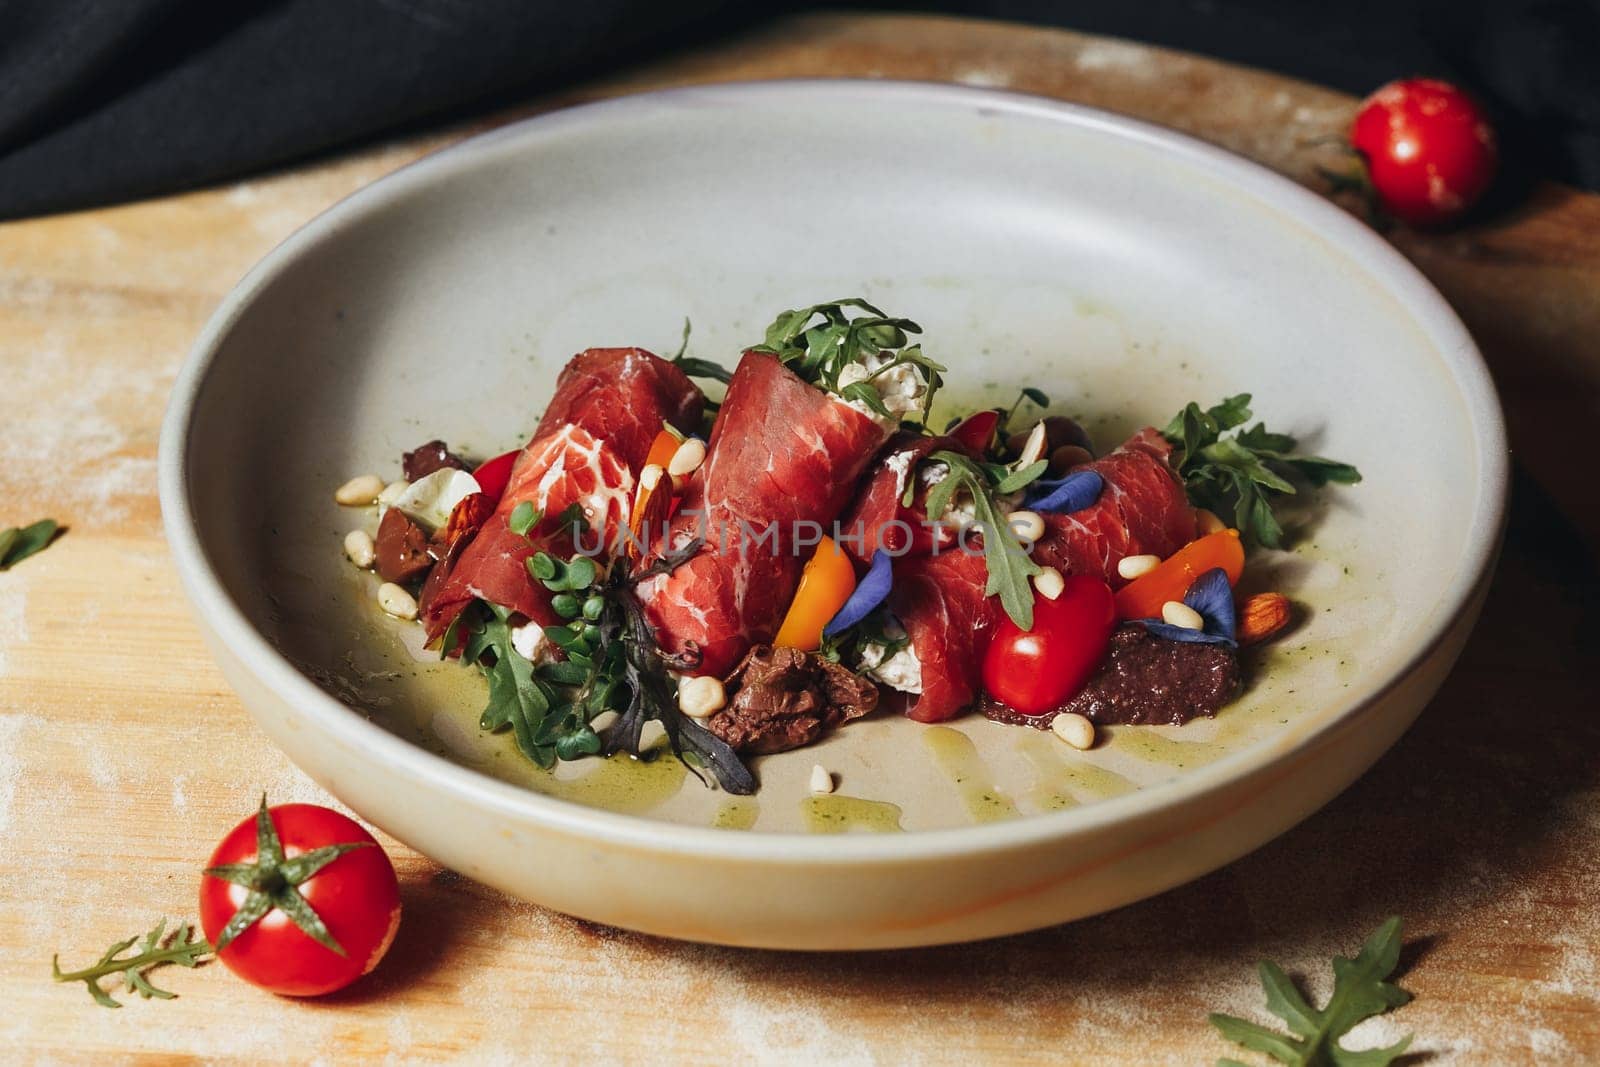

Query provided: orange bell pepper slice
[632,428,684,514]
[642,428,681,474]
[1114,529,1245,621]
[774,537,857,651]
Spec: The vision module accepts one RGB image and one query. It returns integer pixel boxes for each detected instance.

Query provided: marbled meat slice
[421,347,703,641]
[836,431,968,562]
[886,548,1000,723]
[1032,427,1197,585]
[882,427,1197,722]
[638,350,891,678]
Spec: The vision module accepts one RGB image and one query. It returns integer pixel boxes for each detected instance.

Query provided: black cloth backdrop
[1,0,1597,220]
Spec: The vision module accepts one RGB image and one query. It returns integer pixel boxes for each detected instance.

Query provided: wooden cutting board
[2,13,1595,1063]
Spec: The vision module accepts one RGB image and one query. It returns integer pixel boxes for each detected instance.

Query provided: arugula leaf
[459,604,575,768]
[1209,917,1414,1067]
[817,602,909,665]
[749,299,946,425]
[670,318,733,385]
[996,387,1051,438]
[0,518,60,570]
[924,450,1041,630]
[1163,396,1361,548]
[674,357,733,384]
[488,539,757,794]
[53,919,212,1008]
[995,459,1049,495]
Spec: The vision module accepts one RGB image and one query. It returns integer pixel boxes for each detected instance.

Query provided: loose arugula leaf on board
[0,518,61,570]
[1209,917,1414,1067]
[52,919,212,1008]
[1162,395,1361,548]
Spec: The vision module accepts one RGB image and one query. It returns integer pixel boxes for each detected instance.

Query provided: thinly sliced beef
[872,426,1197,722]
[1032,428,1197,585]
[638,350,891,678]
[536,347,703,470]
[421,348,703,642]
[886,549,999,723]
[837,432,965,562]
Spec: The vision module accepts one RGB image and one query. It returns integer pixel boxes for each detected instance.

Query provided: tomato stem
[201,796,372,956]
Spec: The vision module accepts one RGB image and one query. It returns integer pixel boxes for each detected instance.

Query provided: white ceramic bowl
[160,81,1506,949]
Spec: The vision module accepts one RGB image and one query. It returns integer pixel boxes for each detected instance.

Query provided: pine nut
[1016,422,1048,468]
[1006,509,1046,543]
[1161,600,1205,630]
[1033,566,1065,600]
[667,438,707,478]
[334,474,385,506]
[809,764,835,795]
[1051,712,1095,750]
[1196,508,1227,535]
[677,675,726,719]
[639,463,665,493]
[1117,553,1160,580]
[343,529,376,568]
[377,582,418,621]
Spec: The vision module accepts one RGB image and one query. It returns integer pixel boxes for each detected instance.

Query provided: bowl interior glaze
[166,82,1502,872]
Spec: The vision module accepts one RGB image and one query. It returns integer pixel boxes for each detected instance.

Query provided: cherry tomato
[983,575,1116,716]
[774,536,857,651]
[948,409,1000,454]
[471,449,520,507]
[200,801,401,997]
[1351,78,1498,227]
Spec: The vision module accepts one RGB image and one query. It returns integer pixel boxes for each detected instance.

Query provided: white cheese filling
[917,461,979,528]
[857,621,924,694]
[836,349,929,427]
[386,468,482,532]
[510,621,554,664]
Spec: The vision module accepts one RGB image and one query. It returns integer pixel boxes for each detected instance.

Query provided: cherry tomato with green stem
[199,798,400,997]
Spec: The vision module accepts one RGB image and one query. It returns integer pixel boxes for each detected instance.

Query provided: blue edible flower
[1139,567,1238,646]
[1025,470,1104,514]
[823,549,894,637]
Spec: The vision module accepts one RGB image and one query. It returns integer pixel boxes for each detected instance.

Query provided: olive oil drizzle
[922,726,1020,823]
[1016,731,1137,810]
[801,795,905,833]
